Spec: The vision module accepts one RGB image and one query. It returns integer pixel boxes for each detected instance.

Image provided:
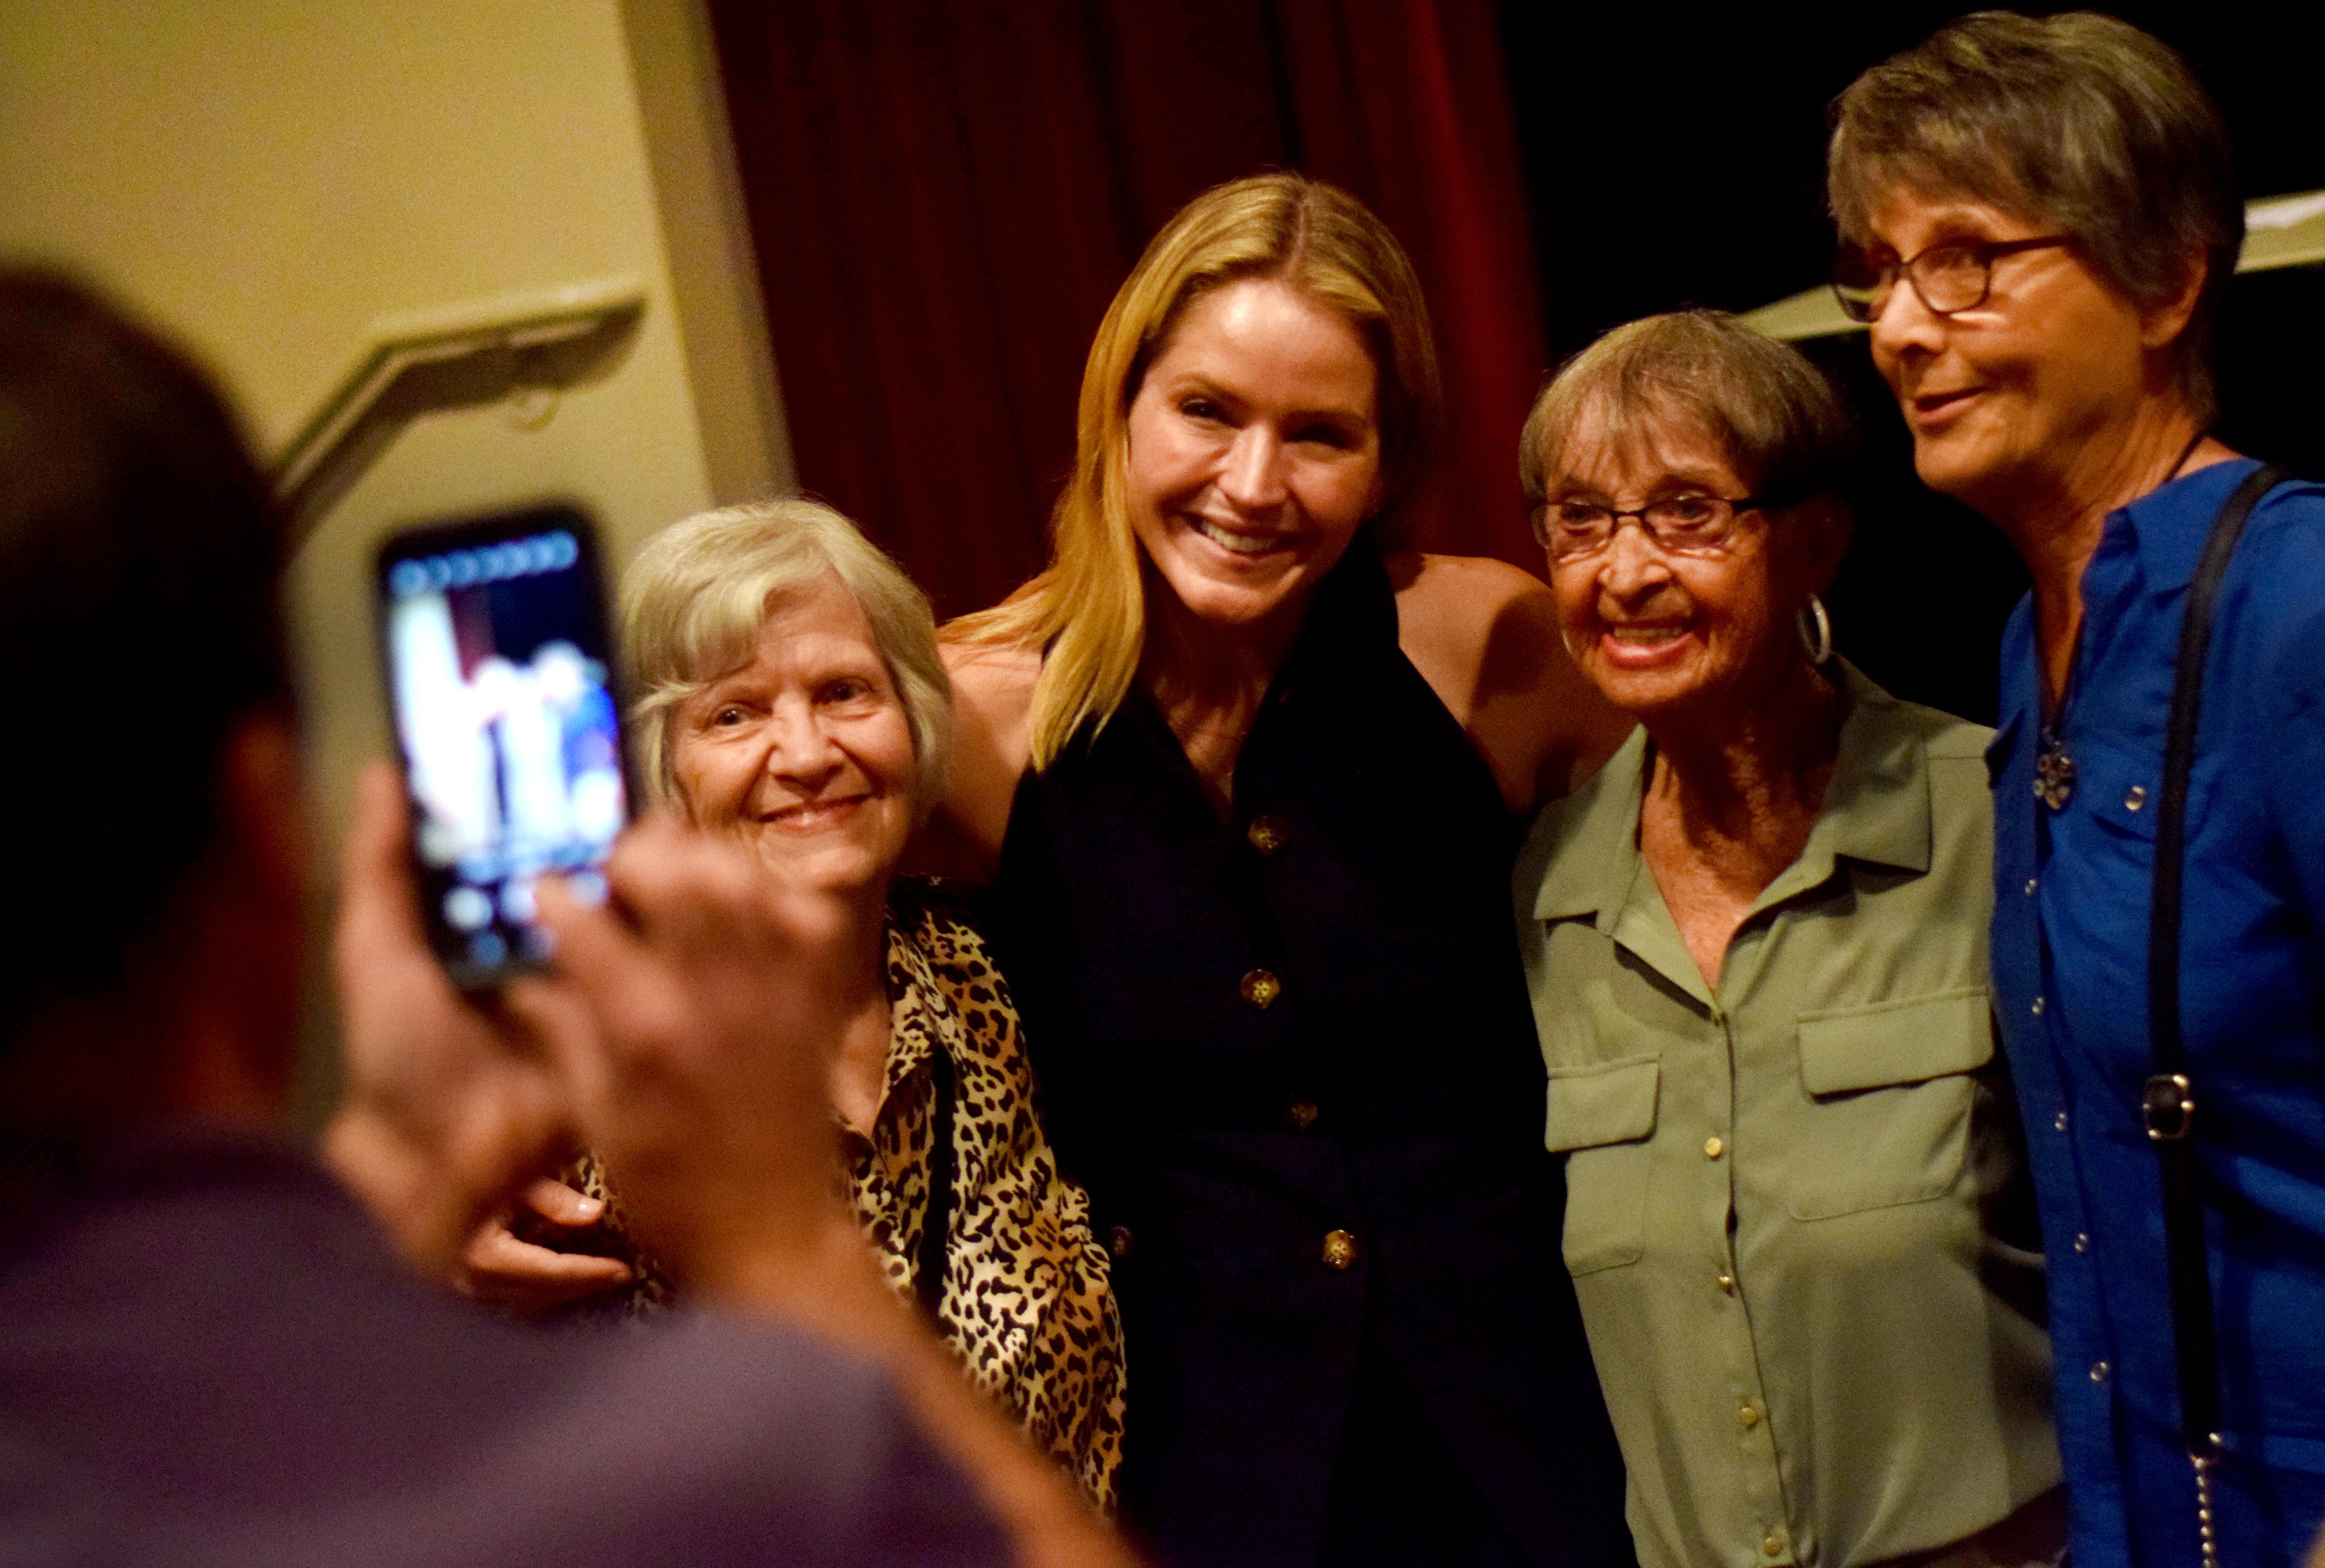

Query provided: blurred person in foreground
[1513,310,2057,1568]
[0,267,1128,1568]
[462,501,1125,1508]
[1830,14,2325,1565]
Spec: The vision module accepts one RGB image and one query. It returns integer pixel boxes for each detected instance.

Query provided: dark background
[710,3,2325,729]
[1501,3,2325,721]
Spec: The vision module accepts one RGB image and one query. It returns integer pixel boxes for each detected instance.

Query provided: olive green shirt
[1514,663,2057,1568]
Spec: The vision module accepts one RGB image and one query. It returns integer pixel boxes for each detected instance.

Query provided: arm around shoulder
[1389,551,1630,814]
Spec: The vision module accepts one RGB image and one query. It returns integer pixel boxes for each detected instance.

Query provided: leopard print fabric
[562,880,1125,1510]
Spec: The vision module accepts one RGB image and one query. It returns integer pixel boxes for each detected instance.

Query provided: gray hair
[621,498,952,820]
[1521,310,1856,516]
[1827,12,2242,423]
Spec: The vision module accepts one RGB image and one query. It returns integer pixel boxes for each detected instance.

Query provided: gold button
[1288,1100,1320,1131]
[1107,1224,1134,1258]
[2074,1233,2091,1253]
[1246,815,1289,854]
[1717,1273,1735,1294]
[1764,1533,1786,1557]
[1704,1135,1725,1159]
[1738,1404,1759,1429]
[1322,1229,1360,1269]
[2125,784,2147,812]
[1240,969,1282,1009]
[2091,1361,2110,1383]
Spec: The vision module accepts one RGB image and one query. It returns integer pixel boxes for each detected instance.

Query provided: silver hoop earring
[1797,595,1833,666]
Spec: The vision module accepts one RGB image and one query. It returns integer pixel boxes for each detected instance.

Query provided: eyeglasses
[1830,235,2070,324]
[1531,493,1774,561]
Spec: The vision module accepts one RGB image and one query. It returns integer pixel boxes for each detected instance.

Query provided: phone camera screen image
[378,506,628,985]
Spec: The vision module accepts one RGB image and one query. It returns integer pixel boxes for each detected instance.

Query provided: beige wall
[0,0,788,1118]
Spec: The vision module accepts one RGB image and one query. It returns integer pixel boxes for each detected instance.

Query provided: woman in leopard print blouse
[462,499,1125,1509]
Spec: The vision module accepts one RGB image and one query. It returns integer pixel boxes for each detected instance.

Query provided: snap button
[1246,815,1289,855]
[1322,1229,1360,1269]
[1288,1099,1320,1131]
[1704,1136,1725,1159]
[1107,1224,1134,1259]
[2124,785,2146,812]
[1240,969,1282,1009]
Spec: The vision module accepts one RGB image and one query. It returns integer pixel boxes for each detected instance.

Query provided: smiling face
[1863,186,2165,519]
[1123,278,1383,644]
[669,573,917,901]
[1546,411,1825,725]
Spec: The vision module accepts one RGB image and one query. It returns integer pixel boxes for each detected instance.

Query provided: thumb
[336,761,426,974]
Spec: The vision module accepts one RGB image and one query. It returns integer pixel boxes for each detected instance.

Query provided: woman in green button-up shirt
[1512,311,2060,1568]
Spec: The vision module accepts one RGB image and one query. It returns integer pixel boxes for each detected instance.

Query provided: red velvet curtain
[709,0,1548,619]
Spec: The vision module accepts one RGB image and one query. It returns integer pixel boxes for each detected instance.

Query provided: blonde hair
[622,498,952,819]
[946,172,1442,770]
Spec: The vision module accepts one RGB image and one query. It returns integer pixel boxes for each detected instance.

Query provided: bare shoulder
[943,638,1042,724]
[1387,551,1629,813]
[911,638,1039,881]
[1389,551,1555,661]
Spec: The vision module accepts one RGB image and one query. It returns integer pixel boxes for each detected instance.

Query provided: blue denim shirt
[1989,459,2325,1567]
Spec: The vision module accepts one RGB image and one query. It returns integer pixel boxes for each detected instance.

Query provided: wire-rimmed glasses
[1831,235,2071,324]
[1531,493,1776,561]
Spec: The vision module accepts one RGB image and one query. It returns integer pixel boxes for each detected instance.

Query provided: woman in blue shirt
[1827,14,2325,1567]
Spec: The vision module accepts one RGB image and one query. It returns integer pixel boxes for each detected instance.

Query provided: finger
[533,869,650,983]
[500,974,610,1106]
[522,1177,604,1228]
[334,762,426,972]
[531,878,677,1052]
[598,816,763,957]
[460,1227,633,1306]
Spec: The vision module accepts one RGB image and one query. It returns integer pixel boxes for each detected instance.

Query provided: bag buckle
[2144,1073,2196,1142]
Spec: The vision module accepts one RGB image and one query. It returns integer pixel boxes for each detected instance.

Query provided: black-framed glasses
[1531,493,1775,560]
[1830,235,2071,324]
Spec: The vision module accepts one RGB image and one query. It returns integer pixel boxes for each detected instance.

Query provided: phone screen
[376,503,629,986]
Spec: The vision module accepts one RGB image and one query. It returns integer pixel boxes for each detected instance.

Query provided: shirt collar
[1530,657,1932,929]
[2112,458,2265,594]
[1530,724,1650,924]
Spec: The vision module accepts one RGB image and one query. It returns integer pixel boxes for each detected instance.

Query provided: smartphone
[376,502,631,988]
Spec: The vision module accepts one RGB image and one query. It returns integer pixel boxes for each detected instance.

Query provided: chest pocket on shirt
[1784,990,1992,1222]
[2073,736,2163,850]
[1543,1055,1659,1274]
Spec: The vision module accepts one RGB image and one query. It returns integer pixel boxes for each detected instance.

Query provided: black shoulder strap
[2146,460,2285,1464]
[916,1042,957,1318]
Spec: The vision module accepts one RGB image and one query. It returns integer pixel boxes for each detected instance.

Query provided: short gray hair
[1827,11,2242,422]
[1521,310,1856,516]
[621,499,951,820]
